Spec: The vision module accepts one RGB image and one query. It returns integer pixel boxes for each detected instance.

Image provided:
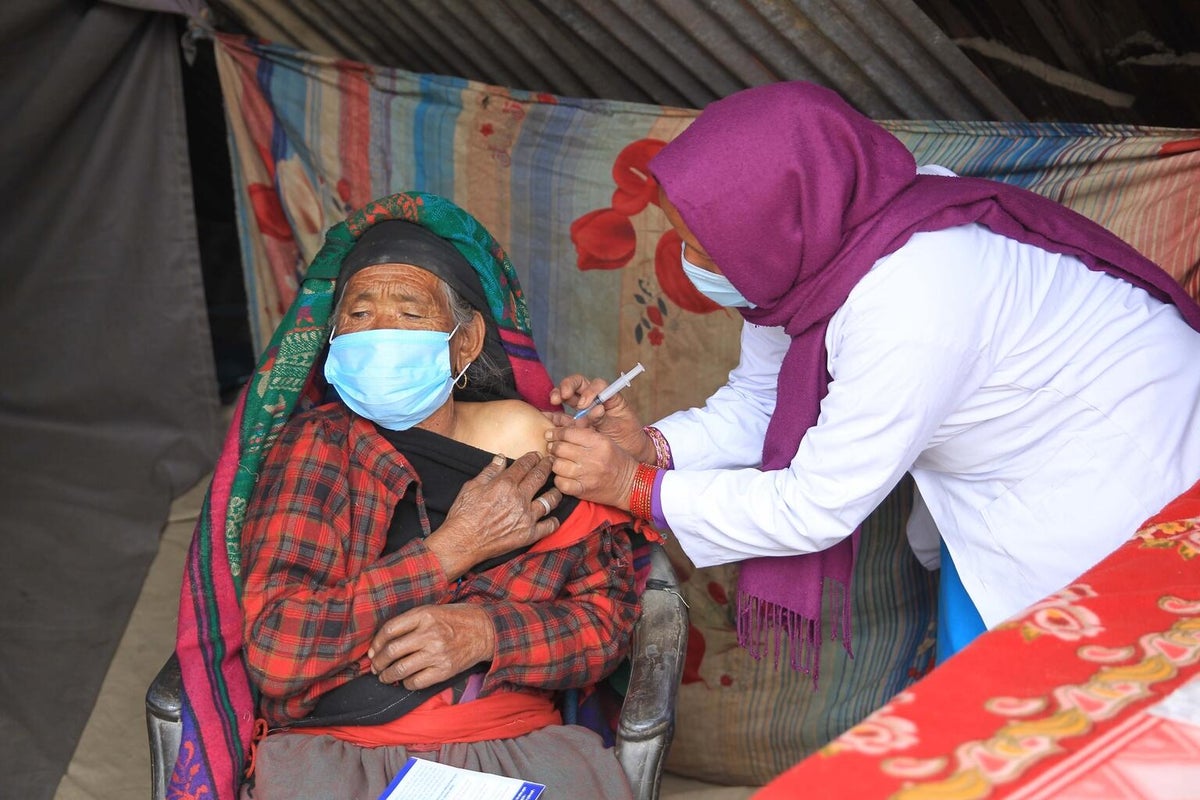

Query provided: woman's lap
[242,724,633,800]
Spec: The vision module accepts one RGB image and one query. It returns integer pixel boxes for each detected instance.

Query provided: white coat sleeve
[660,242,997,569]
[652,322,789,470]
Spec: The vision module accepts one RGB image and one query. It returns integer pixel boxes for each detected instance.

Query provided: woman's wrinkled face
[332,262,486,379]
[659,186,724,275]
[333,263,454,336]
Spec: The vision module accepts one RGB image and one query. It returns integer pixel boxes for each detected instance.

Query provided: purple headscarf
[649,80,1200,680]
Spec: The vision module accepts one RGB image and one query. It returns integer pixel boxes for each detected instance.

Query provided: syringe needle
[573,363,646,419]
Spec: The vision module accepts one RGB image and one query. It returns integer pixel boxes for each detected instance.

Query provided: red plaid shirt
[240,404,639,725]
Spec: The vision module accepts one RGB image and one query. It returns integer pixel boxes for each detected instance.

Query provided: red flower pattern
[682,622,710,686]
[248,183,293,240]
[570,208,636,271]
[570,137,722,348]
[707,581,728,605]
[632,278,669,346]
[611,139,667,215]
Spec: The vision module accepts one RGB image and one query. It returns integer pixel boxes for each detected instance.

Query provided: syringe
[573,362,646,419]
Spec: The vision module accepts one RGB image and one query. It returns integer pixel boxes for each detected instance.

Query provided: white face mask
[679,243,754,308]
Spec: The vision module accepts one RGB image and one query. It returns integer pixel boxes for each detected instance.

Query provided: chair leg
[146,653,183,800]
[615,543,689,800]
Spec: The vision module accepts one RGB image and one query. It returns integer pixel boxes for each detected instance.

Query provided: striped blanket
[170,33,1200,797]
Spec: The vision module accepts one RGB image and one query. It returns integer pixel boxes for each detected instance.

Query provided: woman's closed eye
[348,304,425,321]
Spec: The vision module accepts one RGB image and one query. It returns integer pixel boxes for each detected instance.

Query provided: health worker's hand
[368,603,495,689]
[548,374,655,464]
[426,452,561,580]
[545,423,641,510]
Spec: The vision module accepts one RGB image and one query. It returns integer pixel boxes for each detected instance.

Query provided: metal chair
[147,541,687,800]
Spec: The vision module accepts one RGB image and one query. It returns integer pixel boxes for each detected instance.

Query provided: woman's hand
[368,603,495,689]
[426,452,561,580]
[545,423,641,509]
[549,374,655,464]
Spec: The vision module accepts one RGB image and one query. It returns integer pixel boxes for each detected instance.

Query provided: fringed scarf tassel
[735,576,854,687]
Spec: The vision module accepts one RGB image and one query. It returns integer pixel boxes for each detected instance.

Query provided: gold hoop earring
[455,361,471,389]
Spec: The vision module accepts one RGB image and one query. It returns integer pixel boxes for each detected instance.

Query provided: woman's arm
[240,413,451,704]
[661,236,998,568]
[480,520,639,692]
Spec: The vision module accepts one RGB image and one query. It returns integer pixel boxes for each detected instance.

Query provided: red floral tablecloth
[756,480,1200,800]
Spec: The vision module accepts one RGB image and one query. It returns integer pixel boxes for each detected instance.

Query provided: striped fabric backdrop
[199,33,1200,786]
[214,34,1200,432]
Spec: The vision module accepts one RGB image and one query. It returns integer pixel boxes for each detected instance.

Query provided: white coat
[654,221,1200,626]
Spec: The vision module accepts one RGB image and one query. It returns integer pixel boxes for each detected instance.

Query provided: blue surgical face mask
[680,244,754,308]
[324,324,465,431]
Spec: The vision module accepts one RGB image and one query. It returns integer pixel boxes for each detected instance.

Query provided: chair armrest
[615,542,689,800]
[146,654,182,800]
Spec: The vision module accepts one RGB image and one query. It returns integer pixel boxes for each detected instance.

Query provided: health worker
[544,80,1200,666]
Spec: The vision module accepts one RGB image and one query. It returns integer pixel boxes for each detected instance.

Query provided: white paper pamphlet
[379,756,545,800]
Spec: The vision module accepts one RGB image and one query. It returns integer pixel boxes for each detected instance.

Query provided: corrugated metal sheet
[912,0,1200,128]
[207,0,1027,121]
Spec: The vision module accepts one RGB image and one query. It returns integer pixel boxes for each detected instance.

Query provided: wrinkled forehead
[337,262,447,304]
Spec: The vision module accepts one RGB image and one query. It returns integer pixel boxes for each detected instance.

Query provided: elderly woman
[237,207,639,800]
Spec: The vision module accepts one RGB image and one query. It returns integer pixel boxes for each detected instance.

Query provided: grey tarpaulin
[0,2,220,797]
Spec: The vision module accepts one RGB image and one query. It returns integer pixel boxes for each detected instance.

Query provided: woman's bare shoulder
[462,399,554,456]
